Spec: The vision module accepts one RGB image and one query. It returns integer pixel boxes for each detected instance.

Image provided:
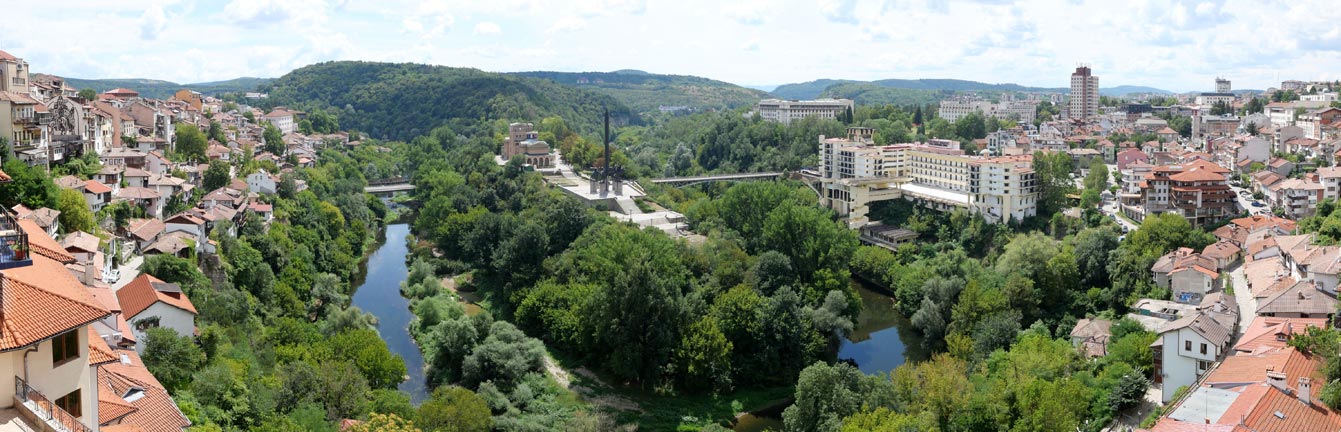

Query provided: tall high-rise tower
[1068,65,1099,121]
[1215,77,1231,93]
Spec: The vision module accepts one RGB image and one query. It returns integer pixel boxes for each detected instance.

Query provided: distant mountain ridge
[769,78,1172,101]
[42,75,273,99]
[509,70,769,113]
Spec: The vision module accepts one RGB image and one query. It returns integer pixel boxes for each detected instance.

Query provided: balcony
[0,211,32,270]
[13,377,90,432]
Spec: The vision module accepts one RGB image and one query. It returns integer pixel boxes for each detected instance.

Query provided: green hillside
[511,70,768,113]
[262,61,635,141]
[769,79,856,100]
[819,82,948,106]
[44,75,272,99]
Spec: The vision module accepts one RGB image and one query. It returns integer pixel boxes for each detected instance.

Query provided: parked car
[1251,201,1265,207]
[105,268,121,284]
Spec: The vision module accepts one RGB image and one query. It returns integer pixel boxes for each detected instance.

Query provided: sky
[5,0,1341,92]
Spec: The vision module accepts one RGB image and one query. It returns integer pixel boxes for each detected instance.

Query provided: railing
[14,376,91,432]
[0,210,32,270]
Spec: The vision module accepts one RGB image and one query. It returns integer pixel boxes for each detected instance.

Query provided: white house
[116,274,198,353]
[247,170,277,195]
[1156,312,1234,402]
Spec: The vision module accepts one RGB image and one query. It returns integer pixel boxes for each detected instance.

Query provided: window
[1200,343,1208,355]
[51,330,79,366]
[1185,340,1192,351]
[55,389,80,417]
[1198,360,1212,372]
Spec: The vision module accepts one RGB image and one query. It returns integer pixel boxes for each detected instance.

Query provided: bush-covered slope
[262,61,635,141]
[511,70,768,113]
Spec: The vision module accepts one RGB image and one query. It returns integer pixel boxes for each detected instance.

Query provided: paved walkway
[1229,262,1256,338]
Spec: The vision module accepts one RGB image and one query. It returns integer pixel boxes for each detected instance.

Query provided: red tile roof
[117,274,197,319]
[17,219,75,263]
[99,350,192,432]
[84,179,112,194]
[1234,316,1328,354]
[88,327,118,366]
[0,232,111,351]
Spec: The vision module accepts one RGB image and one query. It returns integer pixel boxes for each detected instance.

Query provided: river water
[836,281,926,374]
[734,281,918,431]
[350,223,428,403]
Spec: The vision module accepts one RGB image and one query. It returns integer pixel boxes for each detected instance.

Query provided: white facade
[247,171,277,195]
[0,326,100,430]
[1159,323,1224,402]
[755,98,853,125]
[818,128,1037,226]
[128,303,196,353]
[938,98,1037,123]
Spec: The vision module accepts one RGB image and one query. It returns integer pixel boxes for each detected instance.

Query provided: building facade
[818,128,1037,226]
[1068,66,1099,121]
[755,98,854,125]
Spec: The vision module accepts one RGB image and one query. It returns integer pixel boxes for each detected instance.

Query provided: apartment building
[755,98,853,125]
[1068,66,1099,121]
[937,98,1037,123]
[818,128,1038,226]
[1297,107,1341,140]
[1138,159,1235,227]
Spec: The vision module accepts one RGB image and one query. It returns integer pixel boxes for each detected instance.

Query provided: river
[837,280,927,374]
[734,281,918,431]
[350,223,428,403]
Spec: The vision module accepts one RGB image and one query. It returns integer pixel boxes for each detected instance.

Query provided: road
[1228,183,1261,216]
[111,255,143,291]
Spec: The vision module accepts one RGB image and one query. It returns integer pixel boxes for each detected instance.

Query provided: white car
[104,269,121,284]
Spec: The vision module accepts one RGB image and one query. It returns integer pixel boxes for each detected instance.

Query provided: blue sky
[5,0,1340,92]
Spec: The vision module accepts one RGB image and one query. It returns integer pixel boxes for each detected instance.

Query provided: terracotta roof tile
[117,274,197,319]
[17,219,75,263]
[100,350,191,432]
[1234,316,1328,354]
[0,253,110,351]
[84,179,112,194]
[88,327,118,366]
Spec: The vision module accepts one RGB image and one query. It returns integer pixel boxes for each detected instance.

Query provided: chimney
[82,260,97,286]
[1299,377,1312,405]
[1267,370,1288,392]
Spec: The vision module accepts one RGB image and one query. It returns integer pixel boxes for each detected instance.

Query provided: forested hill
[773,77,1175,102]
[772,78,1066,101]
[511,70,768,113]
[42,75,272,99]
[261,61,635,141]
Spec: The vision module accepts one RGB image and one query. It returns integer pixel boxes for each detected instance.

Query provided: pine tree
[913,106,923,126]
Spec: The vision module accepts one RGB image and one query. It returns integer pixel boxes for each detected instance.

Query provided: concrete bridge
[365,177,415,196]
[649,172,784,187]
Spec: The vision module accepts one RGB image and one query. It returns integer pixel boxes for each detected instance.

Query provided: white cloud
[10,0,1341,91]
[818,0,857,24]
[403,0,455,38]
[474,21,501,35]
[546,16,587,34]
[138,5,168,40]
[726,0,770,25]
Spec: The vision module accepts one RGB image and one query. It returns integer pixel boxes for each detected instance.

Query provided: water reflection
[350,224,428,403]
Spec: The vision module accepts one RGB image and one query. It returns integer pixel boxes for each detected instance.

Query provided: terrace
[0,210,31,270]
